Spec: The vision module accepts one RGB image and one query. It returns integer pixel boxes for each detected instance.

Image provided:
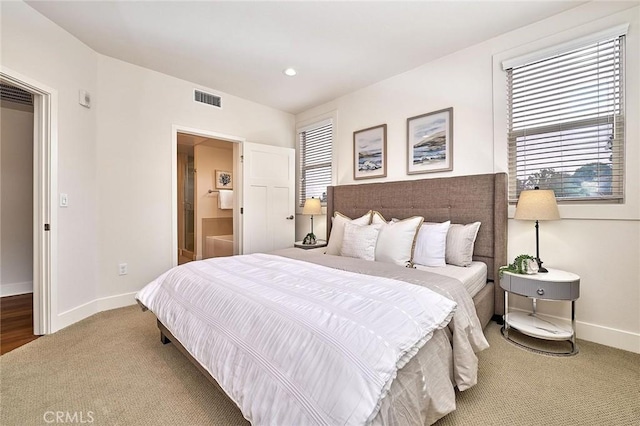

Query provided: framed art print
[353,124,387,180]
[215,170,233,189]
[407,107,453,174]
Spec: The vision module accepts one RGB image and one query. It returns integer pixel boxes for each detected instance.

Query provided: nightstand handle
[537,288,545,296]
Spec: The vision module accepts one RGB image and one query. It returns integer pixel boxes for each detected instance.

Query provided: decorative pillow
[340,222,382,261]
[326,211,372,255]
[413,221,451,267]
[446,222,481,267]
[371,212,424,266]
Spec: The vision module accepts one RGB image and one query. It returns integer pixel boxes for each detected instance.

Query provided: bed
[137,172,507,425]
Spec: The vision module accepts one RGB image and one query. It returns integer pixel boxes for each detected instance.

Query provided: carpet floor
[1,305,638,425]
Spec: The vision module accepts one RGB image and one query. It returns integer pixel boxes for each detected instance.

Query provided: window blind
[507,35,625,203]
[299,121,332,206]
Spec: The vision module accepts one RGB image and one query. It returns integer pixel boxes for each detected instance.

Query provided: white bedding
[414,261,487,298]
[137,253,457,425]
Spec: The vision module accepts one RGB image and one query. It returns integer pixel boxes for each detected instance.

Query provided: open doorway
[176,132,238,264]
[0,83,38,353]
[0,69,55,342]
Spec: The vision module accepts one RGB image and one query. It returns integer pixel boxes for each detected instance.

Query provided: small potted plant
[499,254,539,276]
[302,232,317,245]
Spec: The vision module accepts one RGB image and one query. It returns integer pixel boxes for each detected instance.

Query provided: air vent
[194,89,221,108]
[0,83,33,106]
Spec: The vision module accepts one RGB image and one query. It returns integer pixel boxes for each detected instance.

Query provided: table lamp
[302,197,322,244]
[514,188,560,273]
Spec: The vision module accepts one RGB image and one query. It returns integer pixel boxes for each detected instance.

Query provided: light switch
[60,193,69,207]
[118,263,128,276]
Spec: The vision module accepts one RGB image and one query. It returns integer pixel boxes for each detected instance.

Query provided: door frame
[171,125,244,266]
[1,67,57,335]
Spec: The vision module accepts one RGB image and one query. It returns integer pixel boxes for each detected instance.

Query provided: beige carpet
[1,306,638,425]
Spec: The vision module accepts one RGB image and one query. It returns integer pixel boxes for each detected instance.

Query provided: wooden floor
[0,293,39,355]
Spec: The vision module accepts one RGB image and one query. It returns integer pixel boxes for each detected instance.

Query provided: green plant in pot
[499,254,539,277]
[302,232,317,245]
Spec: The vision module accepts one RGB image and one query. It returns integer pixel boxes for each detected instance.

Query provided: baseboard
[55,292,138,332]
[576,320,640,354]
[509,307,639,354]
[0,281,33,297]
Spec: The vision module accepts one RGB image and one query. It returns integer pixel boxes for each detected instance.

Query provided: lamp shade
[302,197,322,215]
[514,189,560,221]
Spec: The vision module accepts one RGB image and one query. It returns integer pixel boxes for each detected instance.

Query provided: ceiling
[27,1,588,114]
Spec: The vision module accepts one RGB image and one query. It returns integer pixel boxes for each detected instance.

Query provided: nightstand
[500,268,580,356]
[294,240,327,250]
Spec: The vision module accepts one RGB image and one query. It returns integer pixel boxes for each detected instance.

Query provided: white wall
[297,2,640,352]
[95,55,294,310]
[1,0,99,329]
[0,103,34,296]
[1,1,295,331]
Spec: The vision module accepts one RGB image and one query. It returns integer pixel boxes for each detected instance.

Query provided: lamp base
[536,258,548,273]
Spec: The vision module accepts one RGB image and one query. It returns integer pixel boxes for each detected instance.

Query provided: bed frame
[326,172,508,327]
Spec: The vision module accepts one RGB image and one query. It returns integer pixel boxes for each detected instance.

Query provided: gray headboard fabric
[326,173,508,316]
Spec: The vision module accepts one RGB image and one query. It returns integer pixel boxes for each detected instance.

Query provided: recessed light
[283,68,297,77]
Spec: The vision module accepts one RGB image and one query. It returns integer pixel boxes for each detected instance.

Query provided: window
[506,32,625,203]
[298,119,333,207]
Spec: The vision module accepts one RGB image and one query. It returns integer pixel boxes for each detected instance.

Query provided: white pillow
[371,212,424,266]
[326,211,372,255]
[340,222,382,261]
[413,221,451,267]
[446,222,481,267]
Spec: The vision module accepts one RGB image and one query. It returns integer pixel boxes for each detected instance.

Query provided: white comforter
[137,253,457,425]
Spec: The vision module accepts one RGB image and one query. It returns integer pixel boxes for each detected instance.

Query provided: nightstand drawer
[501,273,580,300]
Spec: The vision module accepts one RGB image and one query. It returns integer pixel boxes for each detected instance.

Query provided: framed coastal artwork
[353,124,387,180]
[215,170,233,189]
[406,107,453,174]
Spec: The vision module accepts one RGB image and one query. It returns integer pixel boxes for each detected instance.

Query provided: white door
[242,142,295,254]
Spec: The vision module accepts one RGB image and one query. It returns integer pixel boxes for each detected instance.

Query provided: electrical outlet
[118,263,128,276]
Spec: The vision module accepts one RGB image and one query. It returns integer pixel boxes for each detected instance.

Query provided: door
[242,142,295,254]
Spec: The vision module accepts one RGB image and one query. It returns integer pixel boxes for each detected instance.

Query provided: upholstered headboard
[326,173,508,316]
